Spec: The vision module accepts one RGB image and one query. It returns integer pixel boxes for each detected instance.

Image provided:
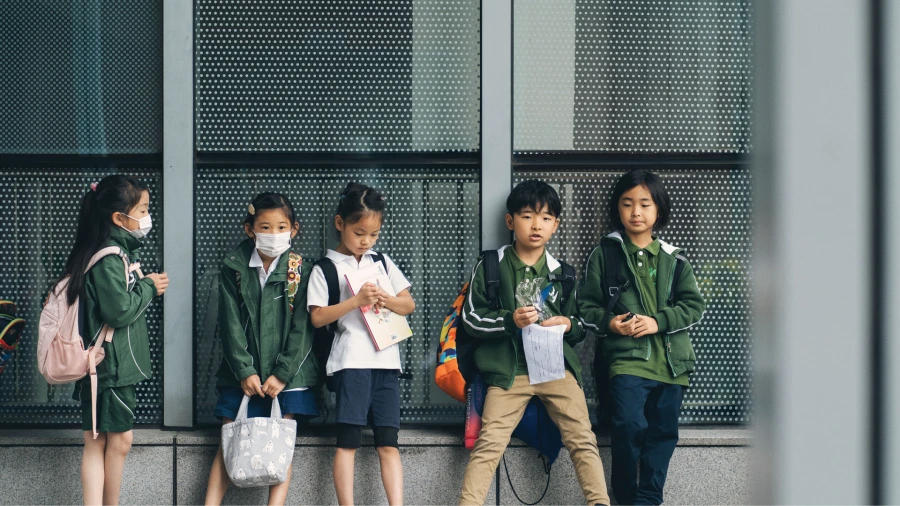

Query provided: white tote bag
[222,395,297,487]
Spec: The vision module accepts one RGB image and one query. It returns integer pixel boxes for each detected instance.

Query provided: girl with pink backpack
[54,175,169,505]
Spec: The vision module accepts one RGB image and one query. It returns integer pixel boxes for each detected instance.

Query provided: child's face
[335,212,382,257]
[506,204,560,252]
[618,184,658,237]
[244,208,299,238]
[112,190,150,231]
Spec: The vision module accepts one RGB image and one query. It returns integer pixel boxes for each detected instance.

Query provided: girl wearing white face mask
[205,192,320,506]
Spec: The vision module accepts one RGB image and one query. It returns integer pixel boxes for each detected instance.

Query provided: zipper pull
[666,341,672,353]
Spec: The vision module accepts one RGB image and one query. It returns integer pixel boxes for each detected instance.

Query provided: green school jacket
[578,231,706,378]
[215,239,318,389]
[460,245,586,389]
[78,227,157,390]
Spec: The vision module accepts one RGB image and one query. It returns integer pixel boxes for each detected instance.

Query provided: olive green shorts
[80,385,136,433]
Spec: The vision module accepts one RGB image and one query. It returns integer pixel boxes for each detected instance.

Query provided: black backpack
[312,252,388,392]
[592,239,685,426]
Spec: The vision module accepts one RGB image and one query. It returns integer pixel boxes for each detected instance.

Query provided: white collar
[326,248,376,264]
[249,248,282,275]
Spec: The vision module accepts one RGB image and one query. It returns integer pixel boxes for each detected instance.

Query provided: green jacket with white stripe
[578,231,706,378]
[215,239,319,390]
[460,245,587,389]
[78,227,157,390]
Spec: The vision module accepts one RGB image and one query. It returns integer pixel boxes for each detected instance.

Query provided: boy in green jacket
[458,180,609,506]
[579,169,706,505]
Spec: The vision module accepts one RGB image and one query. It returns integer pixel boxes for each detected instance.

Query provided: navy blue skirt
[214,386,319,421]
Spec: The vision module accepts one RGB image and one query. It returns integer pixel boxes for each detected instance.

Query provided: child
[307,182,415,506]
[458,180,610,506]
[64,175,169,505]
[205,192,319,506]
[579,169,706,505]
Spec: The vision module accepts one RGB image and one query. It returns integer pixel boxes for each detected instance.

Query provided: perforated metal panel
[0,169,164,424]
[194,166,480,424]
[514,0,752,153]
[0,1,163,154]
[514,168,752,423]
[195,0,480,152]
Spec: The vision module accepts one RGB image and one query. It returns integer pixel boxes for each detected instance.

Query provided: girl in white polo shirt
[307,182,416,506]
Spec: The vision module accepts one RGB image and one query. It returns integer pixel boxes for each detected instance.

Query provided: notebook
[344,262,413,350]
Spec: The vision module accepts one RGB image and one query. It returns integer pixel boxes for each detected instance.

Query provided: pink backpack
[37,246,142,438]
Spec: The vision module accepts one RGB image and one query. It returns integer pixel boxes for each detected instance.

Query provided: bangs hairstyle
[62,174,148,305]
[608,169,671,231]
[243,192,297,228]
[506,179,562,217]
[335,182,385,231]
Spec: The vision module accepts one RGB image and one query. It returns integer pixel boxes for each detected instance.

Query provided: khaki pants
[459,372,610,505]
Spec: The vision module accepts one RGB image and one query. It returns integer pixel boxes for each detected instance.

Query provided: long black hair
[62,175,148,304]
[335,182,385,232]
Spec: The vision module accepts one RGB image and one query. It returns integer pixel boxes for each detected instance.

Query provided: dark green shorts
[80,385,136,433]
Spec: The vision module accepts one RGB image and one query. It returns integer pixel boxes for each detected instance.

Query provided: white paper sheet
[521,323,567,385]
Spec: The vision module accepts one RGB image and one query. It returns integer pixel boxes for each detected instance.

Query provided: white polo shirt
[307,249,411,375]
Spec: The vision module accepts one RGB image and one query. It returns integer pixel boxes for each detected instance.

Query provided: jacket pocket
[667,330,696,363]
[600,334,646,360]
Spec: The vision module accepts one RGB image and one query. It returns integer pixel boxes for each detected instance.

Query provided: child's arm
[91,255,157,328]
[460,260,517,339]
[268,263,315,396]
[377,288,415,316]
[309,281,379,328]
[577,246,616,337]
[651,259,706,334]
[217,266,258,384]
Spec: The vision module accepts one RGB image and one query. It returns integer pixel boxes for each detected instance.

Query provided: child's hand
[146,272,169,296]
[240,374,265,397]
[609,313,637,336]
[513,306,540,329]
[354,282,380,308]
[631,315,659,338]
[261,376,287,399]
[541,316,572,333]
[374,287,391,309]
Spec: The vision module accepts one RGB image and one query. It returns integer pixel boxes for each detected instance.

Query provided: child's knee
[373,426,398,449]
[336,423,362,449]
[107,431,133,454]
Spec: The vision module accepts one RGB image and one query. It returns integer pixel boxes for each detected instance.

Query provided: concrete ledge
[0,425,752,447]
[0,427,751,505]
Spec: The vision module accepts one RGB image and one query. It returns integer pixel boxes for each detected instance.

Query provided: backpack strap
[84,246,128,439]
[286,252,303,312]
[369,252,389,274]
[315,258,341,310]
[601,240,631,316]
[548,262,577,307]
[668,254,687,306]
[481,250,501,310]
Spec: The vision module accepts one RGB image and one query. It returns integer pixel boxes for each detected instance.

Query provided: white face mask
[254,231,292,258]
[121,214,152,239]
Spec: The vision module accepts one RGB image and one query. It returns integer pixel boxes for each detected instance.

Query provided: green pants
[80,384,136,433]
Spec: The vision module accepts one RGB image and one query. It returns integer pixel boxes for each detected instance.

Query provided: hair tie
[339,194,346,200]
[380,196,386,201]
[247,204,256,215]
[89,182,98,192]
